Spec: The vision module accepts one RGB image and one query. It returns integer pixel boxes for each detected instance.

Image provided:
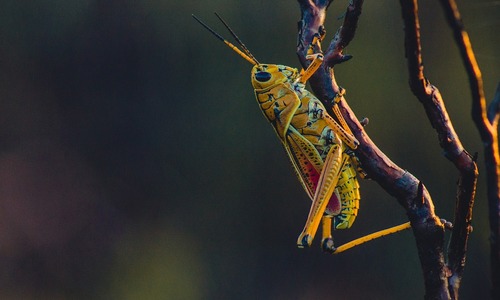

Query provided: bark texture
[297,0,482,298]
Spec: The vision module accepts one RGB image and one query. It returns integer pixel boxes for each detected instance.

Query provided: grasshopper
[193,13,411,254]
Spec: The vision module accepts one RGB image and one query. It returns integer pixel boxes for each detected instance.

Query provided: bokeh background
[0,0,498,299]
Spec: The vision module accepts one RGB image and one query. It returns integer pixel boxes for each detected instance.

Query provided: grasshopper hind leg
[320,215,336,253]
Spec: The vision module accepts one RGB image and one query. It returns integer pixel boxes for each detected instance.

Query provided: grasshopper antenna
[214,12,260,65]
[192,14,258,66]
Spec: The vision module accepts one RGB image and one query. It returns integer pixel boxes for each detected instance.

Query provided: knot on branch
[409,77,431,100]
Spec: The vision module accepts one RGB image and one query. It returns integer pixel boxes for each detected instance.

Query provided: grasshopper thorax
[251,64,299,90]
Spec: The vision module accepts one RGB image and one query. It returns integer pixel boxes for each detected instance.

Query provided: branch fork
[296,0,480,298]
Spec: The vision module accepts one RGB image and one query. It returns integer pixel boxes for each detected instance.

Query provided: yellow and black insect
[193,13,410,254]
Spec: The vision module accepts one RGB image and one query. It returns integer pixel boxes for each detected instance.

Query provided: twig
[400,0,478,298]
[323,0,364,66]
[438,0,500,297]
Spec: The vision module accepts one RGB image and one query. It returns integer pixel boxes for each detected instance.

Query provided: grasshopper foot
[297,233,313,248]
[440,218,453,230]
[321,237,336,254]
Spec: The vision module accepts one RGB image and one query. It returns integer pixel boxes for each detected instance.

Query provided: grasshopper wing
[284,126,323,201]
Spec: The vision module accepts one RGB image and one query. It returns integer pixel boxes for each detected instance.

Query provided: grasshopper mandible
[193,13,411,254]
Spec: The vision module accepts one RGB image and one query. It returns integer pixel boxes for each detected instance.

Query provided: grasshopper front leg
[297,136,346,248]
[298,30,360,150]
[296,31,326,84]
[330,88,368,178]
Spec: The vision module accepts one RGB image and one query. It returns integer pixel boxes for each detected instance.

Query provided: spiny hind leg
[297,144,344,248]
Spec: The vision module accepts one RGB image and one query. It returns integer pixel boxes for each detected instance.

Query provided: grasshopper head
[251,64,299,90]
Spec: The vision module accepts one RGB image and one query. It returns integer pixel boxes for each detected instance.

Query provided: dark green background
[0,0,498,299]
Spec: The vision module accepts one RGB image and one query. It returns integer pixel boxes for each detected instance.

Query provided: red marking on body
[307,166,341,215]
[326,193,341,215]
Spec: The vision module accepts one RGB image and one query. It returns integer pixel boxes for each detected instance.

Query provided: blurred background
[0,0,498,299]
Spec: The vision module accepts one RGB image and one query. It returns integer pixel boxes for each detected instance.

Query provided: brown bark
[297,0,481,298]
[438,1,500,298]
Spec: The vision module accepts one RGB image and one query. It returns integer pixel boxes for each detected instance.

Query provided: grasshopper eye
[255,71,272,82]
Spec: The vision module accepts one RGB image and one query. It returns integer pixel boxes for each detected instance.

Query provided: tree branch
[400,0,478,298]
[488,85,500,299]
[297,1,451,298]
[438,1,500,298]
[297,0,339,100]
[487,84,500,126]
[323,0,363,66]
